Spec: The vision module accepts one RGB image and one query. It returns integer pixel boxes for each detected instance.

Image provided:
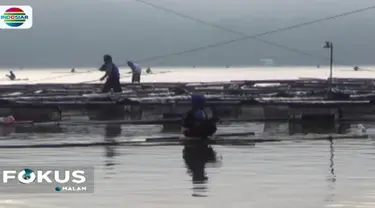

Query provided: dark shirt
[100,62,120,79]
[128,62,142,74]
[182,109,217,138]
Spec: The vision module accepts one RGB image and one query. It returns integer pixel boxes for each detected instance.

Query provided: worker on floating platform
[181,94,218,141]
[5,71,16,81]
[99,54,122,93]
[127,61,142,83]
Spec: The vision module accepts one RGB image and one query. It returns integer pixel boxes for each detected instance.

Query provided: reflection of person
[182,144,219,197]
[183,145,217,182]
[104,124,121,168]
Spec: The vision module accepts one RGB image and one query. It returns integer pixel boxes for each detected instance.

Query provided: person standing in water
[99,55,122,93]
[127,61,142,83]
[6,71,16,81]
[181,94,218,141]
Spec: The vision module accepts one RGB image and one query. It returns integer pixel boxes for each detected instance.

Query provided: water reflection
[103,124,122,177]
[129,106,143,120]
[15,125,63,134]
[329,139,336,182]
[0,125,63,136]
[182,141,220,197]
[262,121,352,135]
[325,138,336,203]
[263,122,288,135]
[288,122,351,135]
[0,125,14,136]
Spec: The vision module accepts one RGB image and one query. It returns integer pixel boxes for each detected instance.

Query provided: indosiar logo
[0,5,33,29]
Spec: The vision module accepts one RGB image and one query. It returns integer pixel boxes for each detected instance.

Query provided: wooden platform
[0,133,367,149]
[1,78,375,122]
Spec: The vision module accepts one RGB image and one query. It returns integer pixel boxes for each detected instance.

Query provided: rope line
[17,5,375,83]
[133,0,330,63]
[131,5,375,64]
[82,5,375,83]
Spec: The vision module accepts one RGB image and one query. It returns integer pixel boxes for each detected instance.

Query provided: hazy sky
[0,0,374,67]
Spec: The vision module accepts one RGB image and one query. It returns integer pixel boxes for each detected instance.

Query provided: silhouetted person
[6,71,15,81]
[354,66,359,71]
[71,68,75,73]
[105,124,122,138]
[127,61,142,83]
[181,94,218,141]
[180,94,220,196]
[99,55,122,93]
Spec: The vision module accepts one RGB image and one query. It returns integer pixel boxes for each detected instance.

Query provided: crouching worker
[127,61,142,83]
[6,71,16,81]
[181,94,218,142]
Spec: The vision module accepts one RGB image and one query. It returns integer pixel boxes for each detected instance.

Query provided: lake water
[0,67,374,207]
[0,122,372,208]
[1,136,375,208]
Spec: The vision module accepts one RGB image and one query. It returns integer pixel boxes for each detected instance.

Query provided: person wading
[181,94,218,142]
[99,55,122,93]
[127,61,142,83]
[181,94,219,189]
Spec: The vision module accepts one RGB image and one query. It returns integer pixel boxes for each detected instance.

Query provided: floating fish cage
[2,78,375,122]
[0,133,368,149]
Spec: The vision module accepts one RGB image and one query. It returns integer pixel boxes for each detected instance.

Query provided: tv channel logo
[0,167,94,193]
[0,5,33,29]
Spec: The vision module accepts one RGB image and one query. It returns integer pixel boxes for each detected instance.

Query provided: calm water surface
[0,123,374,208]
